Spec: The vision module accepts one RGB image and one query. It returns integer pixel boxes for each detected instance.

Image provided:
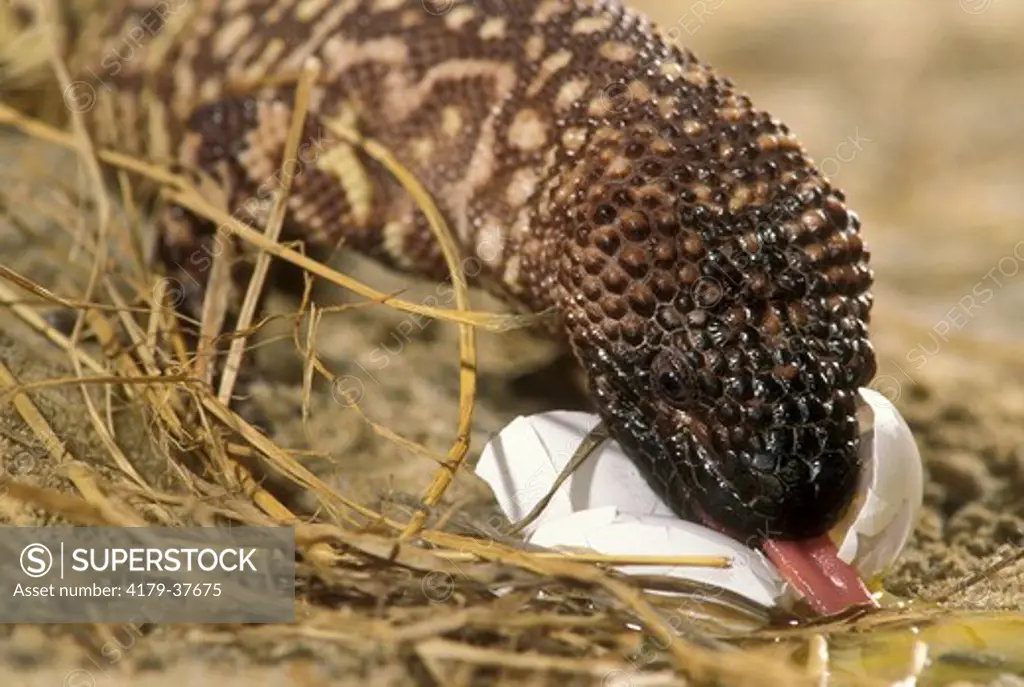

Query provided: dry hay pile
[1,5,1024,687]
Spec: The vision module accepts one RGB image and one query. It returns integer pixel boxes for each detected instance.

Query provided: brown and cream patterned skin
[60,0,877,543]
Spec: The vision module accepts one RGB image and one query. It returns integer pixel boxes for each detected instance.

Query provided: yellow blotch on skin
[479,16,507,40]
[508,109,548,152]
[475,216,507,267]
[526,34,545,62]
[442,107,463,138]
[527,49,573,97]
[502,254,523,291]
[506,167,541,208]
[757,133,781,151]
[660,61,687,80]
[599,41,637,63]
[659,97,680,119]
[212,14,253,60]
[533,0,569,24]
[317,110,374,225]
[198,77,221,103]
[605,155,631,179]
[561,127,588,153]
[383,220,416,268]
[573,15,613,35]
[372,0,405,11]
[400,10,423,27]
[683,119,707,137]
[729,185,754,213]
[410,137,435,165]
[627,79,652,103]
[587,95,611,118]
[444,5,477,31]
[555,77,590,112]
[296,0,332,22]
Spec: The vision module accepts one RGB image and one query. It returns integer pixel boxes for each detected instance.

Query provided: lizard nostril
[657,370,688,399]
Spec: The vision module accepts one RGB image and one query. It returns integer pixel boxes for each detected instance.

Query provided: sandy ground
[1,0,1023,684]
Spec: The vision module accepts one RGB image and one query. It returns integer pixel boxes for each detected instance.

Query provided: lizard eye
[652,350,694,406]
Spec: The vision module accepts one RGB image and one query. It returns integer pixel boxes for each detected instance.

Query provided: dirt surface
[1,0,1023,684]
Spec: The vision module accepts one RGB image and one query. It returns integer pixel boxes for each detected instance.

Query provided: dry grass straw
[0,17,1021,687]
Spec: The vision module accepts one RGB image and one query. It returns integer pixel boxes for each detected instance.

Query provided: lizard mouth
[692,503,874,615]
[684,437,875,615]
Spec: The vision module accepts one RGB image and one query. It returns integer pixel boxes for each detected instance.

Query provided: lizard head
[556,106,876,545]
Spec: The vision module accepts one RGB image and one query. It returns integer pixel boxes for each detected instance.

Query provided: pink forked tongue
[761,535,877,615]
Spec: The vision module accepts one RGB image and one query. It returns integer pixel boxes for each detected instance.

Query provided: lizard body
[29,0,877,559]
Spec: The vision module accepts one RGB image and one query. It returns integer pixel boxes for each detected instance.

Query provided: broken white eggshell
[475,387,923,609]
[528,506,786,607]
[837,387,924,581]
[474,410,675,533]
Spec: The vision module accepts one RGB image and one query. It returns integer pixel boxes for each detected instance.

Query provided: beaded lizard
[16,0,879,613]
